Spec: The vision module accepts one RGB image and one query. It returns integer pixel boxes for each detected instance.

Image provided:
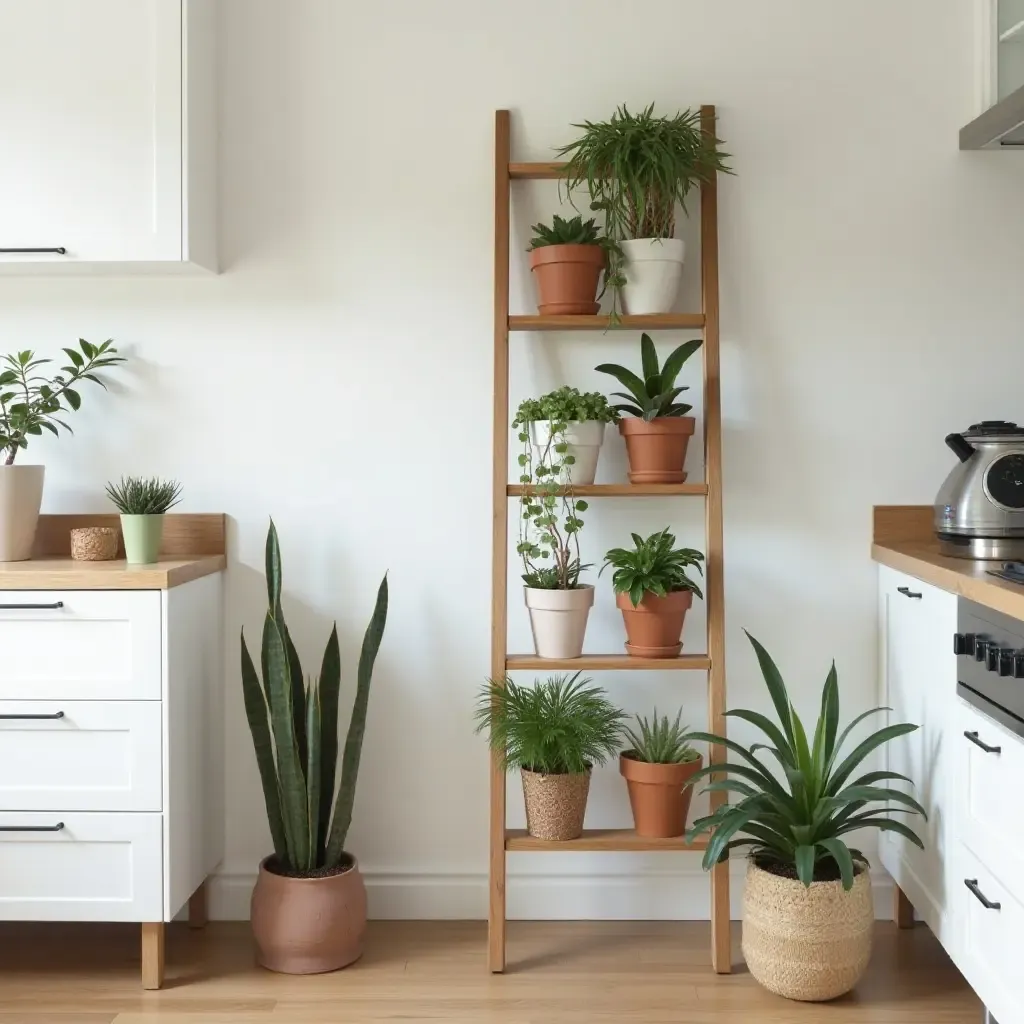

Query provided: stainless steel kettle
[935,420,1024,559]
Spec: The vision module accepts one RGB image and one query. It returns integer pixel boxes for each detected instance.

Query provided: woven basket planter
[742,858,873,1002]
[520,767,591,841]
[70,526,119,562]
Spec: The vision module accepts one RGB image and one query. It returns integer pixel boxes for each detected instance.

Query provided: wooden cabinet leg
[188,879,208,929]
[141,922,165,989]
[710,859,732,973]
[894,884,915,929]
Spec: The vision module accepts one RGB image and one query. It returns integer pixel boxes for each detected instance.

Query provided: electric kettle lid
[962,420,1024,442]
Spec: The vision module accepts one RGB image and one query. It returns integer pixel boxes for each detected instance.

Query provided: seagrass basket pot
[742,858,874,1001]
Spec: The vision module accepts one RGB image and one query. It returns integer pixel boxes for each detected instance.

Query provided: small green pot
[120,514,165,565]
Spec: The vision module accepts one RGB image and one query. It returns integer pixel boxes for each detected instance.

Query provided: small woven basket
[70,527,119,562]
[520,768,591,841]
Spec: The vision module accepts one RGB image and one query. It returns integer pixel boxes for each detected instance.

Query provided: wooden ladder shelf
[489,107,730,974]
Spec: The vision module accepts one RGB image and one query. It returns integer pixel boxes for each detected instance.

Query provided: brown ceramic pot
[616,589,693,657]
[250,855,367,974]
[529,244,604,315]
[618,417,695,484]
[619,752,704,838]
[521,767,591,840]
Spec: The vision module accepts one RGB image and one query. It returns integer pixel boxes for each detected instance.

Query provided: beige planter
[521,767,591,840]
[250,855,367,974]
[0,464,44,561]
[524,584,594,659]
[742,858,873,1002]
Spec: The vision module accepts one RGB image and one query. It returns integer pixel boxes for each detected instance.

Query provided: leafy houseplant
[686,633,925,1001]
[105,476,182,565]
[243,522,388,974]
[526,214,611,316]
[0,339,124,562]
[558,103,731,315]
[601,528,704,657]
[619,709,703,838]
[596,333,703,484]
[475,672,625,840]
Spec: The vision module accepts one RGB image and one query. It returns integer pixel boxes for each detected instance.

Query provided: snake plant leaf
[305,681,321,871]
[826,706,891,774]
[743,631,797,748]
[594,363,648,406]
[846,769,916,789]
[835,785,928,819]
[794,845,816,886]
[811,663,839,776]
[325,574,389,867]
[659,338,703,387]
[835,815,925,849]
[640,333,659,384]
[240,631,288,861]
[265,519,283,610]
[317,624,341,859]
[722,709,795,766]
[826,723,919,796]
[818,838,855,890]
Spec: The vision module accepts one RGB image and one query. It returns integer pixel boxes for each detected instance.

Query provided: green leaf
[744,632,796,748]
[317,624,341,862]
[305,683,321,872]
[594,363,648,405]
[827,723,920,795]
[818,838,856,890]
[794,845,815,886]
[659,339,703,387]
[835,815,925,849]
[640,333,659,384]
[723,709,795,766]
[61,348,84,368]
[64,388,81,411]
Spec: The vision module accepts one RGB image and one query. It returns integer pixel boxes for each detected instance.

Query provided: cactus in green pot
[240,520,388,872]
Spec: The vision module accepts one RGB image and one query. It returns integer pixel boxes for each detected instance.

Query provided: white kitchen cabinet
[0,0,216,271]
[877,565,958,950]
[964,0,1024,146]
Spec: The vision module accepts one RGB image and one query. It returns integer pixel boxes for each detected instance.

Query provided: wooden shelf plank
[506,654,710,671]
[507,483,708,497]
[509,161,568,180]
[510,314,704,331]
[505,829,709,852]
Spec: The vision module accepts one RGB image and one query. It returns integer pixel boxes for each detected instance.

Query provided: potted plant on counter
[0,339,123,561]
[105,476,182,565]
[686,633,926,1002]
[242,522,388,974]
[597,333,702,484]
[619,709,702,838]
[602,528,704,657]
[475,672,624,841]
[527,214,612,315]
[558,103,731,314]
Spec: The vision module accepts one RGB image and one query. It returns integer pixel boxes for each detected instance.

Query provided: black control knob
[987,645,1001,672]
[1014,652,1024,679]
[965,633,978,656]
[954,633,968,655]
[1000,649,1015,676]
[976,638,992,662]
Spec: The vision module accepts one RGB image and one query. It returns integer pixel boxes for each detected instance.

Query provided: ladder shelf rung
[508,483,708,497]
[505,828,710,852]
[506,654,710,672]
[509,161,568,179]
[509,314,704,332]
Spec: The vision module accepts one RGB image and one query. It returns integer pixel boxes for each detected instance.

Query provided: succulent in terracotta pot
[527,214,611,316]
[602,528,704,657]
[596,333,702,484]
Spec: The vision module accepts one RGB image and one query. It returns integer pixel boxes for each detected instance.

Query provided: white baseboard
[209,866,896,922]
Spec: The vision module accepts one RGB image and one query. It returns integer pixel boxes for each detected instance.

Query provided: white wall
[1,0,1021,920]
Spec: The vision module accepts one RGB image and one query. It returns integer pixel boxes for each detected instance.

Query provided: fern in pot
[242,522,387,974]
[105,476,182,565]
[475,672,624,840]
[686,633,925,1001]
[558,103,731,314]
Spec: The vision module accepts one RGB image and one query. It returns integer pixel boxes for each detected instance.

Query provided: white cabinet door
[877,566,958,948]
[0,0,215,268]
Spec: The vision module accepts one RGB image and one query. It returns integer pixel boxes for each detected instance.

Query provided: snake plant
[595,333,702,421]
[241,521,388,873]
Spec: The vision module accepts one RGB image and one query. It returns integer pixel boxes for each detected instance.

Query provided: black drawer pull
[0,602,64,610]
[965,878,1001,910]
[897,586,922,599]
[0,248,67,255]
[0,711,63,720]
[964,730,1002,754]
[0,822,64,833]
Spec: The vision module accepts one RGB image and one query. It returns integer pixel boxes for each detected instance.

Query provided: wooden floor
[0,920,981,1022]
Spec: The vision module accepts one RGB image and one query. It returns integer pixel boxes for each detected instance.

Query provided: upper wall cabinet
[0,0,216,272]
[962,0,1024,148]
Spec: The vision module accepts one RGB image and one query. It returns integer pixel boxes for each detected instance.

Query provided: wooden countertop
[873,505,1024,620]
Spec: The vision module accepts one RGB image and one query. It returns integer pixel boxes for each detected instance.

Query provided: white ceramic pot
[0,464,45,561]
[528,420,605,486]
[524,584,594,659]
[620,238,686,315]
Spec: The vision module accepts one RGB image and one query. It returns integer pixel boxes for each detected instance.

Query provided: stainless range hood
[961,83,1024,149]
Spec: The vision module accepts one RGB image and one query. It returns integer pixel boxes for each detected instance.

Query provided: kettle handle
[945,433,975,463]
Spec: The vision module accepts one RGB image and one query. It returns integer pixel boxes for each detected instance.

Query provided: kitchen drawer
[0,812,162,921]
[0,592,161,700]
[0,701,161,811]
[953,843,1024,1024]
[957,699,1024,892]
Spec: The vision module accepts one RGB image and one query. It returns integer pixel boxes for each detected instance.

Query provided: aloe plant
[241,522,388,873]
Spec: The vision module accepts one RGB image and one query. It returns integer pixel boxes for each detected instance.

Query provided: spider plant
[596,333,702,421]
[686,633,926,890]
[623,709,698,764]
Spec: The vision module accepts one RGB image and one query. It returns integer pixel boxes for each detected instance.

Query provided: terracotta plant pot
[529,244,604,315]
[616,589,693,657]
[250,854,367,974]
[742,858,873,1001]
[521,767,591,840]
[528,420,606,486]
[525,584,594,659]
[618,417,695,484]
[619,752,704,838]
[0,464,44,562]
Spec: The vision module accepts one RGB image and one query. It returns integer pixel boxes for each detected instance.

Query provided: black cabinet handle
[965,878,1001,910]
[964,730,1002,754]
[0,248,66,255]
[0,601,64,610]
[897,586,922,599]
[0,711,63,720]
[0,822,64,833]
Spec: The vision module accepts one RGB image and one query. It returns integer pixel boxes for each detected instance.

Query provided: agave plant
[596,333,702,421]
[241,522,388,873]
[527,214,604,250]
[686,633,926,890]
[623,708,698,764]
